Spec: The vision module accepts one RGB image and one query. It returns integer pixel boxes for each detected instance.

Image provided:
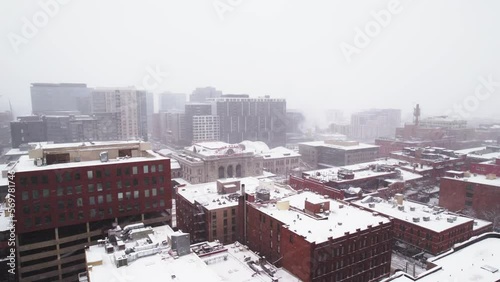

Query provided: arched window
[218,166,225,179]
[227,165,234,178]
[236,164,242,177]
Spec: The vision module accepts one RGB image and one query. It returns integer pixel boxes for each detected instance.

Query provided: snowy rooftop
[254,192,390,244]
[300,140,379,151]
[352,196,486,233]
[14,150,166,173]
[442,173,500,188]
[177,177,296,211]
[85,225,299,282]
[384,233,500,282]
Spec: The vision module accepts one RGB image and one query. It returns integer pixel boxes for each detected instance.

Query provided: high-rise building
[350,109,401,141]
[211,95,286,147]
[91,88,148,141]
[152,111,187,146]
[0,111,13,150]
[158,92,186,112]
[189,87,222,103]
[11,141,172,281]
[184,103,212,144]
[192,115,220,143]
[30,83,91,115]
[10,115,119,148]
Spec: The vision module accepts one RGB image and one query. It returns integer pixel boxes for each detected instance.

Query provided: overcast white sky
[1,0,500,126]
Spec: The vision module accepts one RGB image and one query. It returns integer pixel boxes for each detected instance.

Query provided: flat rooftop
[300,140,379,151]
[352,196,491,233]
[384,233,500,282]
[177,177,296,211]
[13,141,167,173]
[253,191,391,244]
[442,173,500,188]
[85,225,298,282]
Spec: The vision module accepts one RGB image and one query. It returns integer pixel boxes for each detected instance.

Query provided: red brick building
[440,171,500,230]
[245,192,393,282]
[352,195,492,255]
[12,141,172,281]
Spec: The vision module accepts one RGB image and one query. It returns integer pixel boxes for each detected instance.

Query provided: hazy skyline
[2,0,500,126]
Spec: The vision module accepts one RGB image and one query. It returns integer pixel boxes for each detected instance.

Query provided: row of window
[23,200,166,228]
[22,178,165,200]
[19,164,165,186]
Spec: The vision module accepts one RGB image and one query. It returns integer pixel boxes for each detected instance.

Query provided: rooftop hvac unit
[100,151,109,162]
[368,203,375,208]
[410,206,416,211]
[105,245,114,254]
[412,217,420,223]
[116,256,128,268]
[423,216,430,222]
[398,205,404,211]
[447,217,454,223]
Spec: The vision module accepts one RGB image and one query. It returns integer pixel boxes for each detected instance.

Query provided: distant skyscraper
[212,95,286,147]
[192,115,220,143]
[190,86,222,103]
[91,88,148,141]
[350,109,401,141]
[184,103,212,144]
[30,83,91,115]
[159,92,186,112]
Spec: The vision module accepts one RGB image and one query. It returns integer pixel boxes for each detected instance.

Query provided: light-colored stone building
[171,141,263,184]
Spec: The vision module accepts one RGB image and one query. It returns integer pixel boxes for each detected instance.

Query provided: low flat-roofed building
[246,191,393,282]
[440,171,500,231]
[351,195,492,255]
[299,140,380,168]
[176,177,296,244]
[82,224,299,282]
[382,232,500,282]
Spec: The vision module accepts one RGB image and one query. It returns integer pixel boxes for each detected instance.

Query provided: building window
[67,186,73,195]
[89,196,95,205]
[134,191,139,199]
[77,198,83,207]
[88,184,95,193]
[145,190,150,197]
[152,188,157,196]
[117,168,122,176]
[87,170,93,179]
[98,195,103,204]
[43,189,49,198]
[151,165,156,173]
[57,186,64,196]
[97,183,103,192]
[118,192,123,201]
[31,176,38,185]
[143,165,149,174]
[32,190,39,199]
[96,170,102,178]
[75,185,82,194]
[159,164,164,172]
[133,166,138,175]
[22,191,29,200]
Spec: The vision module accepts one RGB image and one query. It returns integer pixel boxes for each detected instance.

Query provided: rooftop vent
[339,204,344,209]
